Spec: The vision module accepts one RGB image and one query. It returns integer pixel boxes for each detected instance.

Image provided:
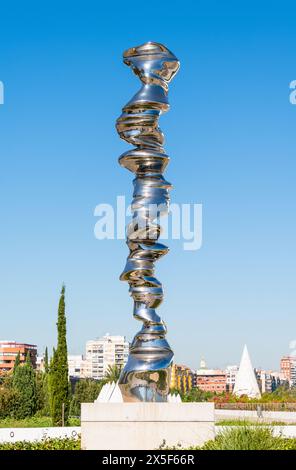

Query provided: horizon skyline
[1,334,291,373]
[1,1,295,371]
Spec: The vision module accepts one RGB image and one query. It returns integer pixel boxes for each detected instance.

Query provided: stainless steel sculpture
[116,42,180,402]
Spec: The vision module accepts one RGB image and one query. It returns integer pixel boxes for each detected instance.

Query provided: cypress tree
[49,285,69,426]
[44,347,49,373]
[25,350,31,365]
[13,351,21,374]
[35,347,50,415]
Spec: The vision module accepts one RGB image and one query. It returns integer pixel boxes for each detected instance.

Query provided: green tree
[35,371,46,413]
[70,379,103,417]
[182,387,214,402]
[44,347,49,374]
[13,351,21,373]
[49,286,70,426]
[103,364,122,384]
[0,386,20,419]
[40,347,51,415]
[25,351,31,365]
[12,355,37,418]
[35,371,50,415]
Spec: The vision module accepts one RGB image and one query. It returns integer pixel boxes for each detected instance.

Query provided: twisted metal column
[116,42,180,402]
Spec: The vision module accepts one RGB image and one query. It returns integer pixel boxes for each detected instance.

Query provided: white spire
[233,345,261,399]
[200,357,206,369]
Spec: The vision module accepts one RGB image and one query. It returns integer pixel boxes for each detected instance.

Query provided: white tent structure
[95,382,123,403]
[233,345,261,399]
[95,382,182,403]
[95,382,181,403]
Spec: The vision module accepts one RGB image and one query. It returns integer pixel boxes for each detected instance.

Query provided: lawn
[0,416,80,428]
[216,419,295,426]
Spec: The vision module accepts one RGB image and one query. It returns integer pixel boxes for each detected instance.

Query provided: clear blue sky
[0,1,295,370]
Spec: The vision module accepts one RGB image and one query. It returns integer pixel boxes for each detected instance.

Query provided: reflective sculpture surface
[116,42,180,402]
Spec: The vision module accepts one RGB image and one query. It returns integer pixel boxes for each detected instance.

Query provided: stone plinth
[81,402,215,450]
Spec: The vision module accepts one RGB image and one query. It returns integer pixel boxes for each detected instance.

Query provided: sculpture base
[81,402,214,450]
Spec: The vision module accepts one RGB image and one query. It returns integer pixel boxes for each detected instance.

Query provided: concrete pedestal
[81,402,215,450]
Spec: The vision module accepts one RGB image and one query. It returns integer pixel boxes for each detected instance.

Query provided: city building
[68,354,84,379]
[193,358,227,393]
[225,365,239,392]
[195,369,227,393]
[272,370,289,388]
[233,345,261,398]
[0,340,37,372]
[170,364,194,393]
[280,356,296,387]
[82,334,129,380]
[36,355,45,372]
[255,369,286,393]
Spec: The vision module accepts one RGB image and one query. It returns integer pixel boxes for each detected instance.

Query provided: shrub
[0,437,80,450]
[199,426,296,450]
[278,439,296,450]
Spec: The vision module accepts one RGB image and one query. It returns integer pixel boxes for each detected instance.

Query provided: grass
[161,426,296,450]
[198,426,296,450]
[0,416,80,428]
[216,419,294,426]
